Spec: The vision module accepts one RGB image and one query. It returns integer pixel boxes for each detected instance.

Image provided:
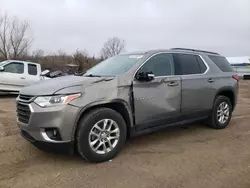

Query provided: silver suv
[17,48,239,163]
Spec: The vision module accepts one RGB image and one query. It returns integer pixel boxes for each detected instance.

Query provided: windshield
[84,54,144,76]
[0,61,9,66]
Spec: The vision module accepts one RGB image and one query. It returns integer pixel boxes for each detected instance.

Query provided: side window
[4,62,24,74]
[138,53,175,77]
[28,64,37,75]
[173,54,204,75]
[208,55,233,72]
[196,56,207,73]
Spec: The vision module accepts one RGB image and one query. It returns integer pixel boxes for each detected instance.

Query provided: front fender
[70,99,133,140]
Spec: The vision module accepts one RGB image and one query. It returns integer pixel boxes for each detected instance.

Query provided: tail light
[232,75,239,82]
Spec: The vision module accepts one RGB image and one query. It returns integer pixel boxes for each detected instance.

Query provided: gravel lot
[1,81,250,188]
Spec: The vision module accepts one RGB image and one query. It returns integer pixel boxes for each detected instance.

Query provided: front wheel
[76,108,127,163]
[207,95,233,129]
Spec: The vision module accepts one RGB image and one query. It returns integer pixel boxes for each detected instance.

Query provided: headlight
[34,93,81,107]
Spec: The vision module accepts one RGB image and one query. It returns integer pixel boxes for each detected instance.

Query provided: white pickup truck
[0,60,43,93]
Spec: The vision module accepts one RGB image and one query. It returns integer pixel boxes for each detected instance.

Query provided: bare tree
[0,14,11,59]
[73,49,89,72]
[32,49,44,58]
[100,37,125,59]
[10,18,32,59]
[0,13,32,60]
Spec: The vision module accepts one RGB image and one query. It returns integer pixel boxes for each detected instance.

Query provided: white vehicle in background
[0,60,44,93]
[226,56,250,78]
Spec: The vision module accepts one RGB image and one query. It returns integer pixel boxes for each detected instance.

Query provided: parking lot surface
[1,81,250,188]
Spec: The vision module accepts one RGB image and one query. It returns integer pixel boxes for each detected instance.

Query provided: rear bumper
[233,82,239,111]
[21,130,74,155]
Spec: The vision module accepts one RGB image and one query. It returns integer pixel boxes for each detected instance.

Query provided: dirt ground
[1,81,250,188]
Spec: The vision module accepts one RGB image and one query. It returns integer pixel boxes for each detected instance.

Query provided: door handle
[20,77,25,79]
[208,78,215,83]
[167,81,179,87]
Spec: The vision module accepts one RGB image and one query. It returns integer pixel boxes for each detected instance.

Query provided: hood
[19,75,114,96]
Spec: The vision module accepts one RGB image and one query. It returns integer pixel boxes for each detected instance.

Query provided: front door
[132,53,181,130]
[0,61,26,91]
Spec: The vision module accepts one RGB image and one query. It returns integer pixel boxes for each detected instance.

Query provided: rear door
[133,53,182,130]
[25,63,40,85]
[0,61,26,91]
[173,53,214,118]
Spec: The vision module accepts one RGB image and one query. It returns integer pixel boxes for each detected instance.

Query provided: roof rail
[170,48,220,55]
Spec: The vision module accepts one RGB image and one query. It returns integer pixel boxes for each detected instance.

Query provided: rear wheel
[207,95,233,129]
[76,108,127,163]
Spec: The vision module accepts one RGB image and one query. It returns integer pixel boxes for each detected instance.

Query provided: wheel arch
[72,99,134,140]
[214,86,236,110]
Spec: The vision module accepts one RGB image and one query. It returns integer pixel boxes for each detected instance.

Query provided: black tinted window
[28,64,37,75]
[138,53,175,76]
[173,54,202,75]
[4,62,24,74]
[208,55,233,72]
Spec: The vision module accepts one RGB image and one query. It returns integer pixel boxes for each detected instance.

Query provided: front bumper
[17,100,80,153]
[21,130,74,155]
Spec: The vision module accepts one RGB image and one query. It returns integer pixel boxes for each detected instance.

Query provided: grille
[17,102,31,124]
[19,95,34,102]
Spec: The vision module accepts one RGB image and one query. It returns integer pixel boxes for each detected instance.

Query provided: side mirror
[136,72,155,82]
[0,66,4,71]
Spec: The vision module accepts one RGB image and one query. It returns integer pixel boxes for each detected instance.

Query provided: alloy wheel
[217,102,230,124]
[88,119,120,155]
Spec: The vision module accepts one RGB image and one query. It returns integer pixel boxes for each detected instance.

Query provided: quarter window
[4,62,24,74]
[208,55,233,72]
[196,56,207,73]
[138,53,175,77]
[28,64,37,75]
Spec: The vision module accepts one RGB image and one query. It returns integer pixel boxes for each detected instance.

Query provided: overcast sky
[1,0,249,57]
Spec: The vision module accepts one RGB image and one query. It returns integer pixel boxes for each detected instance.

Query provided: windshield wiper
[84,74,101,77]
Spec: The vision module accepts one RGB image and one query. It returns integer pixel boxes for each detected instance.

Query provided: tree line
[0,13,125,72]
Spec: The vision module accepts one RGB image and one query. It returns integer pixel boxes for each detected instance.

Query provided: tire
[207,95,233,129]
[76,108,127,163]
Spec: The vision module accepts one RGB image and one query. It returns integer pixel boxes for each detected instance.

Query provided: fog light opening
[45,128,62,141]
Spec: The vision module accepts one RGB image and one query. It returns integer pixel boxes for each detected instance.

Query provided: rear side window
[208,55,233,72]
[197,56,207,73]
[173,54,206,75]
[28,64,37,75]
